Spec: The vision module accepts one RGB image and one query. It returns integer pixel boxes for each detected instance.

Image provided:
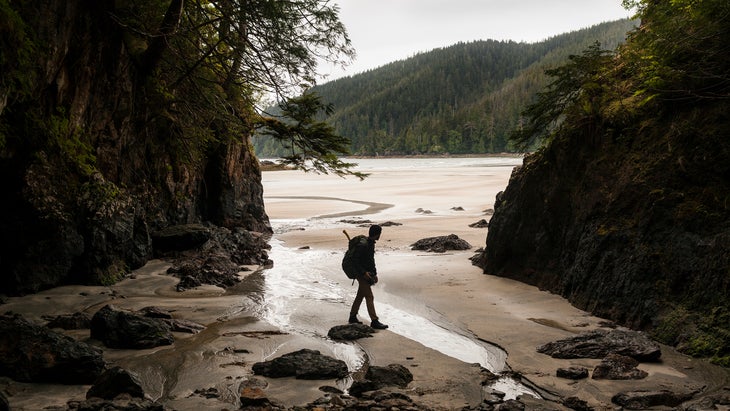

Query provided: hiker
[347,224,388,329]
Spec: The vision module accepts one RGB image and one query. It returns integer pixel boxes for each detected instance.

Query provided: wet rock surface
[349,364,413,397]
[44,312,92,330]
[411,234,472,253]
[556,366,589,380]
[611,389,695,409]
[327,323,374,340]
[86,366,146,400]
[591,353,648,380]
[252,349,349,379]
[165,225,271,291]
[0,313,105,384]
[536,329,661,362]
[90,304,174,349]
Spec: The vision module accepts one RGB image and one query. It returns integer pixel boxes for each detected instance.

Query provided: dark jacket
[352,236,377,277]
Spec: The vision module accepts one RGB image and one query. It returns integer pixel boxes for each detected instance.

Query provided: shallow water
[259,231,539,399]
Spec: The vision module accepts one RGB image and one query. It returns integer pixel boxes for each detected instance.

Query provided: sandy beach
[261,158,729,409]
[2,157,727,410]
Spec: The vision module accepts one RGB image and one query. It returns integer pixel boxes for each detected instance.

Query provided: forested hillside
[255,19,636,157]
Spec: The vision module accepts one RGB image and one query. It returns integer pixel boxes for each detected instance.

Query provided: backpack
[342,233,367,279]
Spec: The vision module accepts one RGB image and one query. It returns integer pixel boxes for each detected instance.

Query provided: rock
[0,313,105,384]
[592,353,648,380]
[90,305,174,349]
[469,219,490,228]
[86,366,145,400]
[239,387,276,407]
[45,312,92,329]
[556,366,589,380]
[151,223,211,253]
[166,226,271,291]
[611,389,694,409]
[251,349,348,379]
[163,318,205,334]
[349,364,413,397]
[496,399,525,410]
[366,364,413,388]
[379,221,402,227]
[0,390,7,411]
[536,329,661,362]
[168,255,241,291]
[327,323,374,340]
[411,234,472,253]
[74,395,164,411]
[563,396,592,411]
[138,306,173,319]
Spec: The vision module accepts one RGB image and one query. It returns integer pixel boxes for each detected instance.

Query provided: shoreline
[1,157,727,410]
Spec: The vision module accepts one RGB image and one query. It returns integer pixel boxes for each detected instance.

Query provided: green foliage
[253,19,636,157]
[257,91,367,179]
[653,306,730,367]
[0,0,39,148]
[621,0,730,102]
[511,43,615,151]
[48,109,96,176]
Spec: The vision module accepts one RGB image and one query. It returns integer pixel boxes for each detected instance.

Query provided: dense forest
[254,18,636,157]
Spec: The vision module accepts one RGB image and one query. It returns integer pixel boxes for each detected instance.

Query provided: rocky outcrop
[536,329,661,362]
[473,109,730,362]
[0,1,271,296]
[0,314,106,384]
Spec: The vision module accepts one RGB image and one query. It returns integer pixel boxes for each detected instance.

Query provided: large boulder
[90,305,174,349]
[411,234,472,253]
[536,329,661,362]
[86,366,146,400]
[0,313,105,384]
[349,364,413,397]
[251,349,348,379]
[591,353,648,380]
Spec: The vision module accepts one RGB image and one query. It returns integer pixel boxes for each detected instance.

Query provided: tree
[510,43,614,151]
[115,0,356,173]
[257,91,367,179]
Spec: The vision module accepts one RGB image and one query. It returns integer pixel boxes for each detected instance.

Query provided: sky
[318,0,634,81]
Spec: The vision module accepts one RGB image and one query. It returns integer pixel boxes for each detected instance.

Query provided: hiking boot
[348,315,362,324]
[371,320,388,330]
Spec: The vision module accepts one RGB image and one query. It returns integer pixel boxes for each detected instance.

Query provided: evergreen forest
[254,18,637,157]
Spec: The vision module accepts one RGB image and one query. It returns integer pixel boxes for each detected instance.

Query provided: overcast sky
[318,0,634,81]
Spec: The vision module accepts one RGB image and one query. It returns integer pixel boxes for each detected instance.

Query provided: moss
[654,305,730,367]
[94,259,128,286]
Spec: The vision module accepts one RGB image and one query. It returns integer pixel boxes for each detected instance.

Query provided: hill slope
[255,19,637,156]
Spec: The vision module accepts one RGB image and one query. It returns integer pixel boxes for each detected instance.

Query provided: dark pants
[350,276,378,321]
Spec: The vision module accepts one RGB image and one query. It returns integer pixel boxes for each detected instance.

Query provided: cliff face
[0,2,271,294]
[473,104,730,362]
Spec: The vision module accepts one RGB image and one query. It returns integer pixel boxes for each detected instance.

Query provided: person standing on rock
[348,224,388,329]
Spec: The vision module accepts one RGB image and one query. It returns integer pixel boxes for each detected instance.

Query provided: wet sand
[262,160,730,409]
[2,158,728,410]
